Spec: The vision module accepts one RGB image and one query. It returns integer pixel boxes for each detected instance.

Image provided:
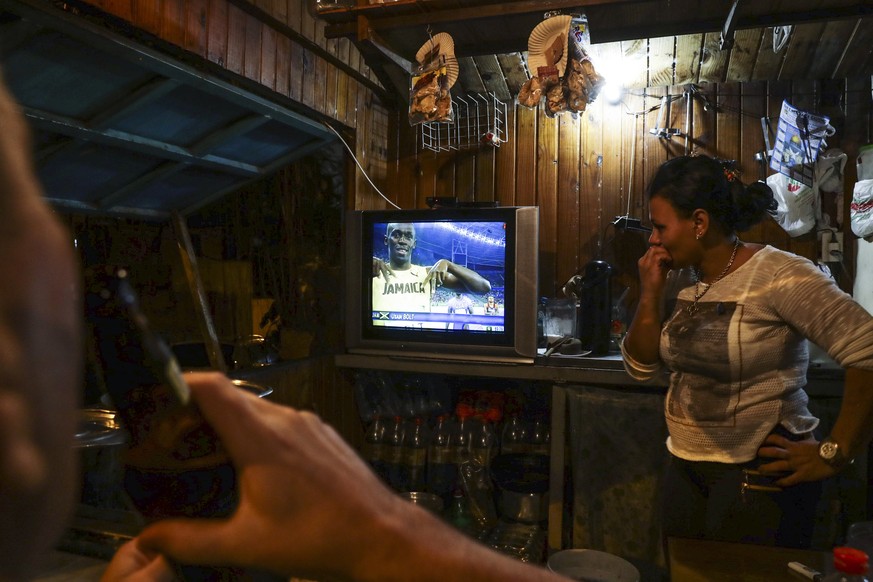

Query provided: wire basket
[420,92,508,152]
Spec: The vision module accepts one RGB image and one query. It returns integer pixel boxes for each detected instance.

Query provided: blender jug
[575,260,612,356]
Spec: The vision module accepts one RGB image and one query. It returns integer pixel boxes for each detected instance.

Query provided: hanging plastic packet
[770,100,834,187]
[564,14,604,112]
[570,13,591,49]
[408,57,453,125]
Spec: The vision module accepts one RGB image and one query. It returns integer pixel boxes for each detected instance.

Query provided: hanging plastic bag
[766,172,817,237]
[857,144,873,181]
[769,100,834,187]
[851,179,873,239]
[815,148,847,228]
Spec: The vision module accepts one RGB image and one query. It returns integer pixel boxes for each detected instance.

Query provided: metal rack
[420,92,508,153]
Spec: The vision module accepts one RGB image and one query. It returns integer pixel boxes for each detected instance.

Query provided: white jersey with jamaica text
[372,264,435,327]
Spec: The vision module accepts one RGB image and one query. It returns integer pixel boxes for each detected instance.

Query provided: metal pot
[76,408,129,509]
[76,381,271,509]
[491,453,549,524]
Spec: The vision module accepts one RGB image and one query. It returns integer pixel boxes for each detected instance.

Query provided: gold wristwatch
[818,437,851,469]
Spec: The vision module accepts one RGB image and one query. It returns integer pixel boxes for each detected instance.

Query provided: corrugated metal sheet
[1,0,335,219]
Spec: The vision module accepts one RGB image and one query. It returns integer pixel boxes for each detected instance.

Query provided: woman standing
[622,155,873,548]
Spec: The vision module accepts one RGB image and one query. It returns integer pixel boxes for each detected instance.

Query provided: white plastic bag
[851,179,873,239]
[857,144,873,181]
[767,172,817,237]
[816,148,847,228]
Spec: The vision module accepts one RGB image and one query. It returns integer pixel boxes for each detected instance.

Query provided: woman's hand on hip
[757,434,838,486]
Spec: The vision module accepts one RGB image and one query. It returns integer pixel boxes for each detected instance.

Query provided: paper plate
[441,56,458,89]
[527,15,571,77]
[416,32,455,67]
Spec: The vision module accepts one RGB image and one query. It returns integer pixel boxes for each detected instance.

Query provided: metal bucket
[491,453,549,523]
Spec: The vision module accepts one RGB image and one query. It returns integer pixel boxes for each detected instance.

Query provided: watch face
[820,441,838,459]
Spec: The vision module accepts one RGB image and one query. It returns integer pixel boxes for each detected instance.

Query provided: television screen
[345,207,538,364]
[370,219,507,333]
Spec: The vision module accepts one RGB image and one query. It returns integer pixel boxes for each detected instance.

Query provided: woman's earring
[695,231,702,240]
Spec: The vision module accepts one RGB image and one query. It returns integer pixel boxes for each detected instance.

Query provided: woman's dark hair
[647,155,778,232]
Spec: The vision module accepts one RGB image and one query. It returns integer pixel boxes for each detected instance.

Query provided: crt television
[345,206,539,364]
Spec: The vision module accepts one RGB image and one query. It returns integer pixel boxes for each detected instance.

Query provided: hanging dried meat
[409,33,457,125]
[518,13,605,116]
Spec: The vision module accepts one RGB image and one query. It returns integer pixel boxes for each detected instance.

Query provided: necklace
[687,238,740,316]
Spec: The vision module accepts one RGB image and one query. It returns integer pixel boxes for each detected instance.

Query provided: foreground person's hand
[132,372,565,582]
[100,539,174,582]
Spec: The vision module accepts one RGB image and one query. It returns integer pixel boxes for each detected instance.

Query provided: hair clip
[723,167,740,182]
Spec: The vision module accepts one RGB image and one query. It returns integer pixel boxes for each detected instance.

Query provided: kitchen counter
[668,537,832,582]
[336,351,845,395]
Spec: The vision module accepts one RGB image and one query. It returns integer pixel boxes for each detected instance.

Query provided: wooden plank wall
[374,79,873,298]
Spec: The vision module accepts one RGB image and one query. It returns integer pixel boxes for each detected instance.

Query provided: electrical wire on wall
[323,122,401,209]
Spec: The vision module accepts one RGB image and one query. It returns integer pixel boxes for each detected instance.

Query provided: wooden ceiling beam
[326,1,871,47]
[324,0,643,40]
[589,5,872,44]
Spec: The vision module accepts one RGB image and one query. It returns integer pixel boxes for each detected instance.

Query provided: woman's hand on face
[757,434,838,486]
[134,372,407,580]
[637,245,672,297]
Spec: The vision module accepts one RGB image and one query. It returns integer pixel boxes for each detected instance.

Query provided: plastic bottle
[427,414,455,502]
[529,415,551,457]
[501,413,529,455]
[362,415,388,484]
[401,417,429,492]
[384,416,405,491]
[453,405,474,467]
[470,413,497,469]
[447,488,477,537]
[822,547,870,582]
